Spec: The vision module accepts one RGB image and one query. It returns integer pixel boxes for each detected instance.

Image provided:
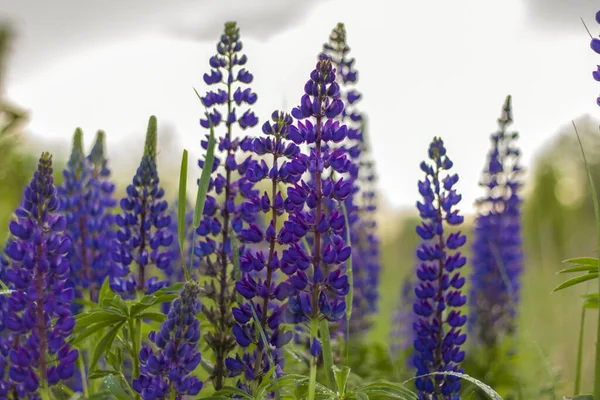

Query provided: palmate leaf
[354,379,417,400]
[103,374,133,400]
[89,321,125,375]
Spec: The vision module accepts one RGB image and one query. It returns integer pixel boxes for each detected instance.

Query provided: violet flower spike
[469,95,523,347]
[196,21,259,391]
[225,111,301,390]
[281,55,352,362]
[3,152,79,395]
[111,116,172,295]
[133,281,204,400]
[412,137,467,400]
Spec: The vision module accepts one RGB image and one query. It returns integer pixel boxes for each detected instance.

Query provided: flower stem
[308,317,319,400]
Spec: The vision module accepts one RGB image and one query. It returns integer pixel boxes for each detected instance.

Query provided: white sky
[1,0,599,212]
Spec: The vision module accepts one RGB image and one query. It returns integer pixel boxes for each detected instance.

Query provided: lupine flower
[321,23,380,336]
[195,21,258,390]
[86,130,118,299]
[280,55,352,357]
[469,95,523,347]
[225,111,301,388]
[133,281,204,400]
[2,152,79,396]
[57,129,90,310]
[111,116,173,295]
[413,138,467,400]
[58,129,117,306]
[390,276,416,360]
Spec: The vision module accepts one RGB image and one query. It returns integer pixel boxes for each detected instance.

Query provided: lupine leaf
[193,104,216,229]
[178,148,190,281]
[333,365,351,396]
[89,322,124,375]
[75,310,125,330]
[98,278,114,305]
[558,265,599,274]
[136,311,167,323]
[552,273,599,292]
[103,374,133,400]
[318,319,336,390]
[72,320,120,345]
[563,257,599,266]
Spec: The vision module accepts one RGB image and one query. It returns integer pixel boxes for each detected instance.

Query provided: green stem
[308,318,319,400]
[78,355,89,398]
[129,318,141,400]
[575,305,586,395]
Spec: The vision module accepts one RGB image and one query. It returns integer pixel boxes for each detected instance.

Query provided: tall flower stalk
[413,138,467,399]
[469,95,523,348]
[196,21,258,390]
[111,116,172,295]
[283,55,352,400]
[321,23,380,336]
[3,152,79,396]
[58,129,117,305]
[225,111,301,391]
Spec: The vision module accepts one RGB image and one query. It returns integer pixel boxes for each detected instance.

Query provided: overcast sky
[0,0,599,212]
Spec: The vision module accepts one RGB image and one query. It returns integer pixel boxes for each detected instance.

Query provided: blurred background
[2,0,600,396]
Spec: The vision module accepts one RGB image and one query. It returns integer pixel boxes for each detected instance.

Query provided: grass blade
[340,202,353,364]
[193,117,216,229]
[178,149,190,281]
[575,304,586,395]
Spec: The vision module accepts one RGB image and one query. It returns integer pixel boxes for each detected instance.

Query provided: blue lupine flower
[196,21,258,390]
[133,281,204,400]
[591,11,600,105]
[225,111,301,387]
[57,129,90,310]
[390,276,416,360]
[111,116,172,295]
[413,138,467,400]
[321,23,380,336]
[280,55,352,348]
[3,152,79,396]
[469,95,523,347]
[58,129,117,306]
[86,130,118,298]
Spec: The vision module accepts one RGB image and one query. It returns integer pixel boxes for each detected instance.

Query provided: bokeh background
[1,0,600,396]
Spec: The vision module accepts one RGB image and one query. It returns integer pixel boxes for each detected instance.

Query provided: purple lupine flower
[111,116,172,295]
[280,55,352,355]
[390,276,416,361]
[58,129,117,307]
[133,281,204,400]
[591,11,600,105]
[469,96,523,347]
[57,129,90,311]
[196,21,258,390]
[2,152,79,396]
[86,130,118,299]
[413,138,467,400]
[321,23,380,336]
[225,111,301,388]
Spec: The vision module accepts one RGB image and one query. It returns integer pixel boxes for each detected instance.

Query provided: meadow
[0,13,598,400]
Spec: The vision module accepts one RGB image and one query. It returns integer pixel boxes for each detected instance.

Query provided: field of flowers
[0,11,599,400]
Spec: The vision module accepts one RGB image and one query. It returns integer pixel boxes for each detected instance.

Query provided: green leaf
[333,365,351,396]
[193,105,216,229]
[340,201,353,363]
[89,322,124,375]
[136,311,167,323]
[103,374,133,400]
[319,319,335,390]
[558,265,599,274]
[72,319,121,346]
[75,310,126,330]
[248,302,281,399]
[563,257,599,266]
[552,273,599,293]
[178,148,190,281]
[563,396,594,400]
[212,386,254,399]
